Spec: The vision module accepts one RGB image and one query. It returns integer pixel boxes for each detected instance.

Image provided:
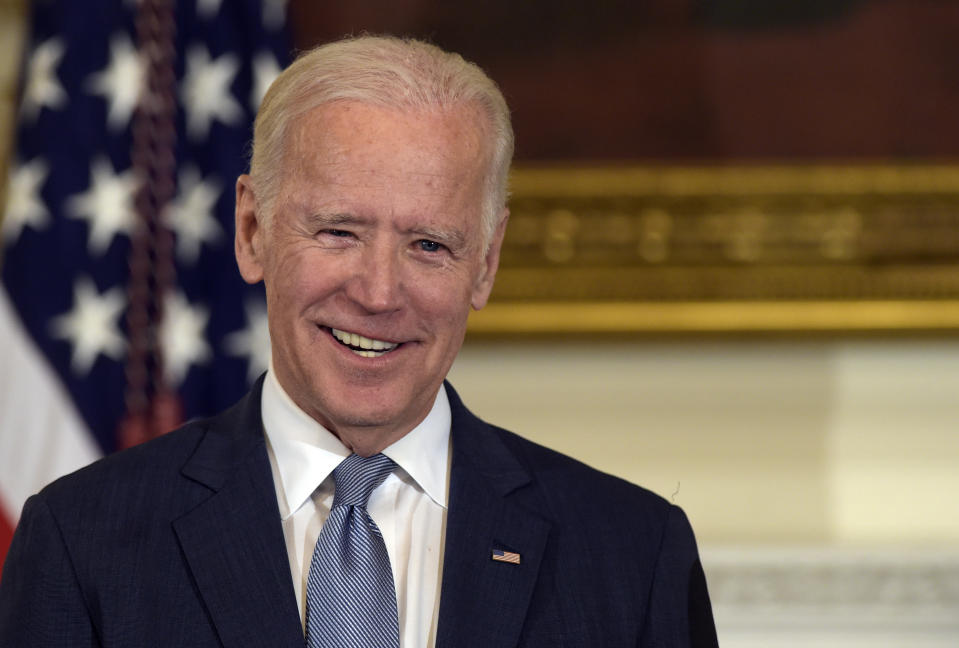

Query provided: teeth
[331,328,399,357]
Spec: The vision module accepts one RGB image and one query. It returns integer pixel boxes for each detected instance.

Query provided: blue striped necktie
[305,453,400,648]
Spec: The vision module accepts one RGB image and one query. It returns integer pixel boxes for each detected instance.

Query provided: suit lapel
[172,381,303,647]
[436,385,552,648]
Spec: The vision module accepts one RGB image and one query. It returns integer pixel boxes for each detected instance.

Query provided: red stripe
[0,509,15,575]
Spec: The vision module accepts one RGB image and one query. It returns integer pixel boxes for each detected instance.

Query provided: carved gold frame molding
[468,164,959,335]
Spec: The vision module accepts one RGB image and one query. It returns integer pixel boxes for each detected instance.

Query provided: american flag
[0,0,289,566]
[491,548,521,565]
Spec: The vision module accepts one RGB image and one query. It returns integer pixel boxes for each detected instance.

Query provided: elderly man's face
[235,101,505,452]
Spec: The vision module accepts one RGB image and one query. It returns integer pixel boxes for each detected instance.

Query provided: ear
[470,207,509,311]
[234,174,265,284]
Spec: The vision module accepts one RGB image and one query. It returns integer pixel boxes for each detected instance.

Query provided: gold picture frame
[468,164,959,335]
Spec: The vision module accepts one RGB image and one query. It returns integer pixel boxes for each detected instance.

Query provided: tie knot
[331,453,396,508]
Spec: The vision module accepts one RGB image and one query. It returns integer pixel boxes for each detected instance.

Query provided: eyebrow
[306,212,369,228]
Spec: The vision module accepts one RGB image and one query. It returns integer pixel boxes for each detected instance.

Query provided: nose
[344,241,404,314]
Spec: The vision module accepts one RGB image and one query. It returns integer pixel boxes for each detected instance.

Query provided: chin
[326,392,395,425]
[317,385,416,431]
[289,360,436,437]
[330,410,399,431]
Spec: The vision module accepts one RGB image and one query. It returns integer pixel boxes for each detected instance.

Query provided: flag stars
[67,158,140,255]
[50,278,127,376]
[3,158,51,244]
[86,34,144,131]
[165,166,222,264]
[161,291,212,387]
[20,38,68,121]
[251,51,281,111]
[181,46,242,139]
[262,0,288,30]
[224,299,271,384]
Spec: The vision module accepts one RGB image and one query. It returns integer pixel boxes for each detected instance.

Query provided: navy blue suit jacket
[0,380,718,647]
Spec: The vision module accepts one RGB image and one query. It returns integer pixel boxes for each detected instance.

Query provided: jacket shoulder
[38,381,264,509]
[32,420,214,540]
[444,381,675,526]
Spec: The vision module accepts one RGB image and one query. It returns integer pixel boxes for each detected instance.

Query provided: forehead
[274,101,492,243]
[286,101,489,185]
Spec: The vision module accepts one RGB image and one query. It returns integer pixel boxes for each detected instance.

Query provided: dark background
[288,0,959,162]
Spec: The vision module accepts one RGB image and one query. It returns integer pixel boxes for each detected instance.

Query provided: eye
[417,239,444,253]
[316,228,356,248]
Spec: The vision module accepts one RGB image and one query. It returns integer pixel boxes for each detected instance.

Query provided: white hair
[249,35,514,244]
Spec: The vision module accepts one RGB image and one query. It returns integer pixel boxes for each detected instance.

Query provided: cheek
[268,249,338,305]
[411,270,477,326]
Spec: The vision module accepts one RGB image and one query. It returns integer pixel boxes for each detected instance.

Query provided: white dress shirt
[261,369,450,647]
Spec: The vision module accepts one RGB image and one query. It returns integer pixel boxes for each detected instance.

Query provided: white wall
[450,338,959,546]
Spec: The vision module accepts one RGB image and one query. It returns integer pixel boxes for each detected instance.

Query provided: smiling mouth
[329,327,401,358]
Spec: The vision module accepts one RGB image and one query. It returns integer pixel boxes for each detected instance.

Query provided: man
[0,36,718,647]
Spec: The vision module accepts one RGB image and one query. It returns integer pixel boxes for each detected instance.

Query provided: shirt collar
[261,368,451,520]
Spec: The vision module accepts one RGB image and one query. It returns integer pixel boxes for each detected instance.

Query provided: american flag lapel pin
[491,548,521,565]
